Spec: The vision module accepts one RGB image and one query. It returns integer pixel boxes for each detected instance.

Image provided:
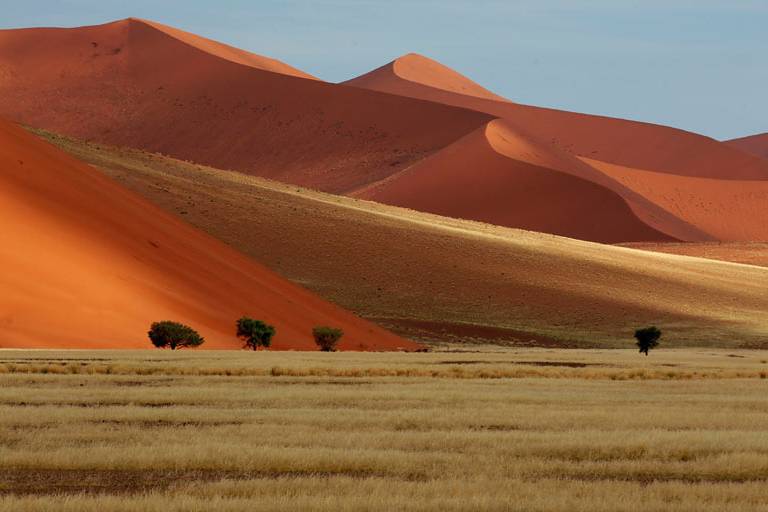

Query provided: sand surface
[725,133,768,159]
[0,119,415,350]
[0,19,489,194]
[1,19,766,245]
[346,54,768,241]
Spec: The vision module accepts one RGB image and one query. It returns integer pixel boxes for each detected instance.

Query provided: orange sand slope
[0,119,415,350]
[0,19,490,194]
[348,53,509,102]
[725,133,768,160]
[348,54,768,242]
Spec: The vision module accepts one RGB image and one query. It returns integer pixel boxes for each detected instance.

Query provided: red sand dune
[725,133,768,160]
[2,20,767,243]
[347,54,768,241]
[348,53,509,102]
[356,120,707,243]
[582,158,768,241]
[0,19,490,194]
[0,118,416,350]
[346,54,768,181]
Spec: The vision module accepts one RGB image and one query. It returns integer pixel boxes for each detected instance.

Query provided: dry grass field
[30,129,768,348]
[1,348,768,511]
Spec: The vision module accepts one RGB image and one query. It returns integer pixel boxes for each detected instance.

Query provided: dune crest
[130,18,317,79]
[0,19,490,195]
[347,54,768,241]
[2,19,766,244]
[390,53,509,101]
[0,118,415,350]
[356,119,682,243]
[347,55,768,181]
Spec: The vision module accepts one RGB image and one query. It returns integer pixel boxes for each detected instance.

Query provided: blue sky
[2,0,765,139]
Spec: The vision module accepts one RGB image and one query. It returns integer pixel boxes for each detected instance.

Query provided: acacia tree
[237,317,276,350]
[312,326,344,352]
[634,326,661,356]
[148,321,204,350]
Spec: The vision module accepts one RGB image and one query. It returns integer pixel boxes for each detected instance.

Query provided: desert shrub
[237,317,276,350]
[634,326,661,356]
[312,326,344,352]
[148,321,204,350]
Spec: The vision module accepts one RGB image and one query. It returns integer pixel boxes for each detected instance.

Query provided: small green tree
[237,317,276,350]
[312,326,344,352]
[634,326,661,356]
[148,321,204,350]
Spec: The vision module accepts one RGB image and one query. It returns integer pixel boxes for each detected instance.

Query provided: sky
[1,0,765,140]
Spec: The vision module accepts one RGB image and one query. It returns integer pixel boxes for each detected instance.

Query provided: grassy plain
[1,348,768,511]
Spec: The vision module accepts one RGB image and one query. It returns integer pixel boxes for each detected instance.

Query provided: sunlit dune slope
[0,120,415,350]
[37,129,768,348]
[347,53,509,102]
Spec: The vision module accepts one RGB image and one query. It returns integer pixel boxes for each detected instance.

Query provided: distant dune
[0,119,415,350]
[0,18,489,194]
[725,133,768,160]
[355,120,685,243]
[2,19,767,244]
[347,54,768,180]
[346,52,509,102]
[347,54,768,241]
[36,129,768,348]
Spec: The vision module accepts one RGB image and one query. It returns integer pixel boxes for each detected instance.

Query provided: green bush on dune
[236,317,276,351]
[148,321,205,350]
[312,326,344,352]
[634,326,661,356]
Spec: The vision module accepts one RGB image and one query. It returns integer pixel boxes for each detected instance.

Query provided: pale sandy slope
[0,119,415,351]
[37,129,768,348]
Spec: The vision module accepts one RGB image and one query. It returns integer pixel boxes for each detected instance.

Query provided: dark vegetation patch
[0,468,427,496]
[436,360,598,368]
[0,401,181,408]
[371,318,581,348]
[86,419,243,428]
[470,424,523,432]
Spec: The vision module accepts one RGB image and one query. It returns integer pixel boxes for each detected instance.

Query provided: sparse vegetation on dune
[30,129,768,349]
[1,348,767,511]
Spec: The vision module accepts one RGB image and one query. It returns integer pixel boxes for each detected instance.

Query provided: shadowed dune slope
[725,133,768,160]
[346,54,768,181]
[0,119,415,350]
[36,129,768,348]
[0,19,490,194]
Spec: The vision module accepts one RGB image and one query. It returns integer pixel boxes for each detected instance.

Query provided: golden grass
[30,128,768,348]
[1,348,768,511]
